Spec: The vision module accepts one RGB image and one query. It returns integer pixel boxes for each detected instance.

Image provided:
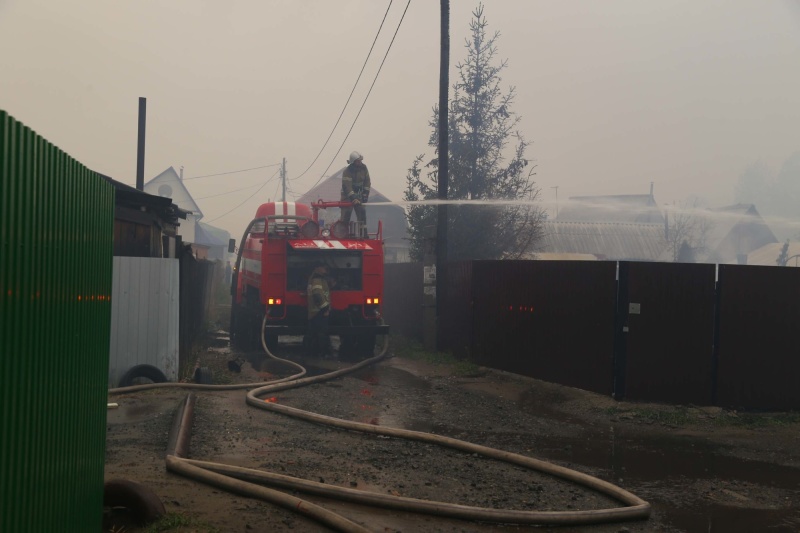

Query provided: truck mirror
[228,238,236,254]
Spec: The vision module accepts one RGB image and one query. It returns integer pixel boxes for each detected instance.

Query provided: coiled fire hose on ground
[109,319,651,531]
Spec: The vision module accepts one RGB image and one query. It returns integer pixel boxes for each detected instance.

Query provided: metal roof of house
[744,241,800,267]
[538,221,665,261]
[703,204,778,262]
[296,169,408,247]
[557,194,664,224]
[98,173,186,225]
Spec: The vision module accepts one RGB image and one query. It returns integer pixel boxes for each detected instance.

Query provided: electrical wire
[289,0,394,183]
[185,163,281,181]
[195,183,263,200]
[205,169,281,223]
[309,0,412,191]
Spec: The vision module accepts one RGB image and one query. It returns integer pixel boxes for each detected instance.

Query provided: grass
[141,512,220,533]
[390,334,483,377]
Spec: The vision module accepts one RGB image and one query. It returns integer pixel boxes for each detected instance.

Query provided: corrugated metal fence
[109,257,180,386]
[1,111,113,531]
[386,260,800,410]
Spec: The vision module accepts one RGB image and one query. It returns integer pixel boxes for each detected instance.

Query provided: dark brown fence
[384,262,424,341]
[470,261,617,395]
[716,265,800,410]
[617,262,716,404]
[384,260,800,410]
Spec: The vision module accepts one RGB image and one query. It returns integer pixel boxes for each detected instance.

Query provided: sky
[2,0,799,240]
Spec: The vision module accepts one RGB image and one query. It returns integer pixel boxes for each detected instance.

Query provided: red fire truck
[230,200,388,359]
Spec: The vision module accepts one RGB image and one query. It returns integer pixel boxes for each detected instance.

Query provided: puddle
[532,430,800,489]
[664,503,800,533]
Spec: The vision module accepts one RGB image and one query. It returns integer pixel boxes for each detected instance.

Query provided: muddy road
[105,335,800,532]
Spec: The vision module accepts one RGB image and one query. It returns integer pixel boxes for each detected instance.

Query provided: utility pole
[281,158,286,202]
[435,0,450,352]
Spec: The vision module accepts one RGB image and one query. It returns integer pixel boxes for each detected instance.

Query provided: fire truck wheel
[118,365,168,388]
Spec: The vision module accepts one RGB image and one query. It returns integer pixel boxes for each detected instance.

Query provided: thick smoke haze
[2,0,799,240]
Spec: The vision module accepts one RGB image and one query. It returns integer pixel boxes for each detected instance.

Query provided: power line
[185,163,281,181]
[309,0,412,191]
[195,183,263,200]
[290,0,394,183]
[205,168,281,223]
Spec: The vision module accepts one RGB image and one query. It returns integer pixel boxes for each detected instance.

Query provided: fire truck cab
[230,200,389,359]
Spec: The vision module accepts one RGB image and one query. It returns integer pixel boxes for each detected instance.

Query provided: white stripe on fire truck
[328,241,346,249]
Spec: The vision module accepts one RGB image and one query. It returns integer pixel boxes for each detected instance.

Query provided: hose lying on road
[110,328,651,530]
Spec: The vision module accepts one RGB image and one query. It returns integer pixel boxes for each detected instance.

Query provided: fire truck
[230,200,389,359]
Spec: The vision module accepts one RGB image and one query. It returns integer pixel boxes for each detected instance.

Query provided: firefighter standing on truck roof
[340,150,371,235]
[305,263,333,358]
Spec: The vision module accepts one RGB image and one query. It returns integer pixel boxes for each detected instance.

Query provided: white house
[144,166,202,244]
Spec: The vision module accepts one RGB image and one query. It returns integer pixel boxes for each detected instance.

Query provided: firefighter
[305,262,332,358]
[340,150,371,236]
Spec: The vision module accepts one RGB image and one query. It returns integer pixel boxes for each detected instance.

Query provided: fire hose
[109,319,651,531]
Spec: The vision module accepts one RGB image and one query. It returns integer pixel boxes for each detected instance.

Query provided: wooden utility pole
[435,0,450,351]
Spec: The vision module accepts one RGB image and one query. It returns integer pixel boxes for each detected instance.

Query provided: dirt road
[104,335,800,532]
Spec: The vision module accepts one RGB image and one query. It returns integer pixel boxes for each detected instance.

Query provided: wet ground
[105,334,800,532]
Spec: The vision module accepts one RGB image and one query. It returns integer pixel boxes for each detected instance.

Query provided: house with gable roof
[701,203,779,264]
[538,187,667,261]
[297,167,410,263]
[144,166,232,261]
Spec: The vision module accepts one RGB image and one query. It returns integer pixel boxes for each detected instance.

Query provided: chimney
[664,208,669,240]
[650,181,654,197]
[180,166,184,180]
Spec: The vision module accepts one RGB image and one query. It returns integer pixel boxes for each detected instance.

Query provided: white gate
[109,257,180,387]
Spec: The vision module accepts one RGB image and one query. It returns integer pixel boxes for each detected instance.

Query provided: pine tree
[403,4,544,261]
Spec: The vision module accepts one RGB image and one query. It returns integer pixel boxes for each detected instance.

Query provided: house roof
[296,169,408,246]
[144,166,202,216]
[746,241,800,267]
[703,203,778,262]
[195,223,229,247]
[538,221,665,261]
[557,194,664,224]
[98,173,187,225]
[296,167,392,204]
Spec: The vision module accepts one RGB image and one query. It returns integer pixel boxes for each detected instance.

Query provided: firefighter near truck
[229,200,389,360]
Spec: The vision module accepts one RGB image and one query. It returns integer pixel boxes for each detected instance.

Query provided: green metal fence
[1,110,113,532]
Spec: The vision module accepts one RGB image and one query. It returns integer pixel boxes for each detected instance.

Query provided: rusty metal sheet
[619,262,716,404]
[716,265,800,410]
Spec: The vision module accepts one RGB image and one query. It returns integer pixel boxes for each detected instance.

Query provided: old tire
[118,365,168,388]
[104,478,166,525]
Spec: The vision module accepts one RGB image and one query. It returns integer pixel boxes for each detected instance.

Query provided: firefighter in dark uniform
[305,263,332,358]
[340,150,371,236]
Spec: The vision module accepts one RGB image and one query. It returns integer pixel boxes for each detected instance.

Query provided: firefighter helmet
[347,151,363,164]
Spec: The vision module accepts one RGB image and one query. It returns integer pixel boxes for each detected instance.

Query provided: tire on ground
[118,364,168,388]
[104,478,166,525]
